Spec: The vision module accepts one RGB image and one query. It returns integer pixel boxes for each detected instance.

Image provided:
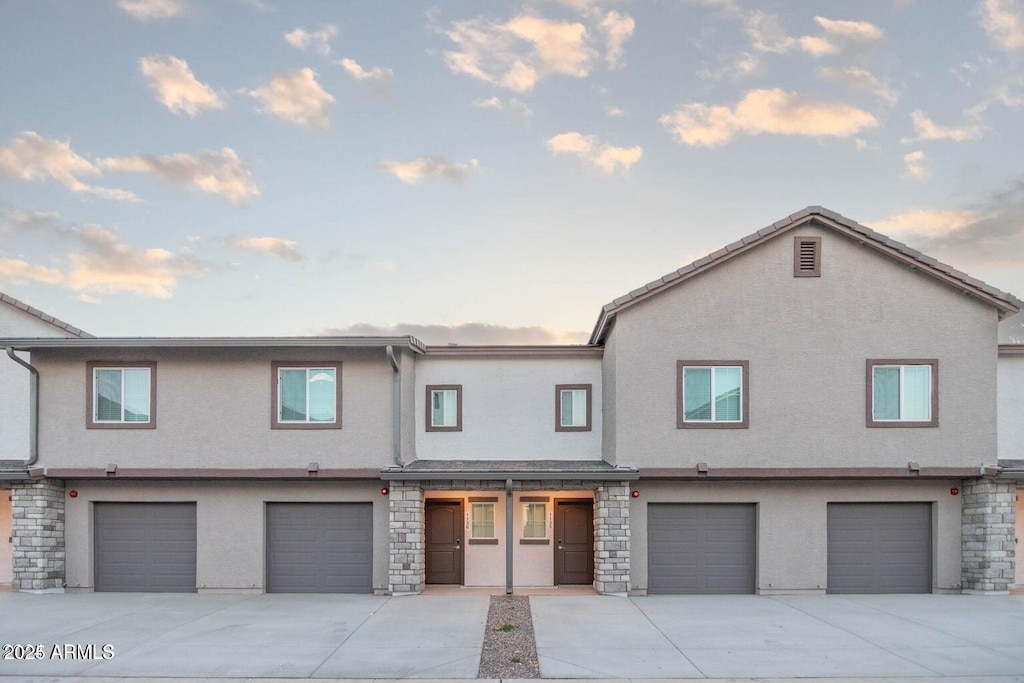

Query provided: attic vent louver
[793,236,821,277]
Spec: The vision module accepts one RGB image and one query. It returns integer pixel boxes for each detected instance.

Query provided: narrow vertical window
[793,236,821,277]
[425,385,462,431]
[555,384,592,431]
[471,503,495,539]
[523,502,547,538]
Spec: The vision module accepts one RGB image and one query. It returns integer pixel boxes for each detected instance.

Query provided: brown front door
[425,500,463,584]
[555,500,594,585]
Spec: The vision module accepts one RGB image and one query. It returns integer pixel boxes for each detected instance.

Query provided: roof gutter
[386,345,403,467]
[5,347,39,468]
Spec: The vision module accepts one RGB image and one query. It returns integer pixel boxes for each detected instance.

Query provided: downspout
[386,345,403,467]
[6,347,39,467]
[506,478,514,595]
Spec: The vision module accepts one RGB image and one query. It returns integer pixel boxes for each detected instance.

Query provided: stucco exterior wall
[0,305,78,461]
[606,224,999,469]
[630,479,963,594]
[33,347,395,469]
[602,330,618,466]
[415,357,602,461]
[998,355,1024,461]
[63,479,389,592]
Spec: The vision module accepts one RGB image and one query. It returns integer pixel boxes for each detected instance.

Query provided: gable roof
[590,206,1023,344]
[0,291,92,338]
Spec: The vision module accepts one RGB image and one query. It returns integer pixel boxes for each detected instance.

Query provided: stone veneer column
[388,481,424,594]
[961,478,1016,593]
[11,479,65,591]
[594,481,630,595]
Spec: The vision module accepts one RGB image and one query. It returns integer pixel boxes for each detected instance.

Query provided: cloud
[247,68,334,130]
[100,147,259,203]
[814,16,884,41]
[905,110,982,142]
[819,66,899,105]
[870,180,1024,272]
[0,209,206,299]
[472,96,534,124]
[337,58,396,95]
[439,12,596,92]
[699,53,761,81]
[903,150,929,178]
[118,0,188,21]
[0,131,138,202]
[604,104,626,117]
[139,55,224,116]
[318,322,589,345]
[380,157,479,185]
[978,0,1024,53]
[546,132,643,174]
[599,11,635,68]
[0,256,64,285]
[284,25,338,56]
[227,236,303,261]
[742,10,837,56]
[658,89,878,147]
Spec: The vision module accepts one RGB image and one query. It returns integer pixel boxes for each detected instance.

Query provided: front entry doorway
[555,500,594,585]
[425,500,464,584]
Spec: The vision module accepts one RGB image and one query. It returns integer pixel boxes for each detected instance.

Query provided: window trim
[270,361,343,430]
[86,361,157,430]
[866,359,938,428]
[676,360,750,429]
[793,235,822,277]
[425,384,463,432]
[555,383,592,432]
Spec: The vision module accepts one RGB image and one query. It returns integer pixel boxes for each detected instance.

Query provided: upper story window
[867,360,938,427]
[272,362,342,430]
[677,361,750,429]
[86,361,156,429]
[793,236,821,277]
[556,384,592,432]
[426,384,462,432]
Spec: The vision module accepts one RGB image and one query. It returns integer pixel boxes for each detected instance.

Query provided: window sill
[678,421,748,429]
[468,538,499,545]
[519,538,550,545]
[87,422,156,430]
[271,422,342,430]
[866,421,938,428]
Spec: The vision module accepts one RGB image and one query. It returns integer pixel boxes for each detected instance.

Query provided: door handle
[455,539,461,550]
[558,545,564,550]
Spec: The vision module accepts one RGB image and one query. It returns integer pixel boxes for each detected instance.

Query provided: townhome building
[997,310,1024,588]
[1,207,1020,595]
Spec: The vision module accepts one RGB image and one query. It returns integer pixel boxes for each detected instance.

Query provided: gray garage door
[94,503,197,592]
[648,503,756,594]
[827,503,932,594]
[266,503,373,593]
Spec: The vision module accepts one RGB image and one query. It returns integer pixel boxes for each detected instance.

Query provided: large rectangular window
[677,361,749,429]
[425,385,462,432]
[867,360,937,427]
[556,384,592,432]
[87,362,156,429]
[271,362,342,429]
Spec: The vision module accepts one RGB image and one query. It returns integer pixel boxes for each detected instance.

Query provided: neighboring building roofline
[423,345,602,357]
[998,344,1024,356]
[0,335,428,353]
[589,206,1024,344]
[0,291,93,338]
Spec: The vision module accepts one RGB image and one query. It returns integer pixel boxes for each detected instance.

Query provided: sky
[1,0,1023,343]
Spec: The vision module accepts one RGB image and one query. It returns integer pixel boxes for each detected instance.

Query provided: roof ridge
[589,206,1023,344]
[0,291,93,338]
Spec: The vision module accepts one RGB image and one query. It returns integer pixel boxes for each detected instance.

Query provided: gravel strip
[477,595,540,679]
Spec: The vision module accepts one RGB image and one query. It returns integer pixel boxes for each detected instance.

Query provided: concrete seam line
[309,595,392,677]
[626,595,709,678]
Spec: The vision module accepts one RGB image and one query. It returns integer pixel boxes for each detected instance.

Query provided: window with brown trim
[426,384,463,432]
[793,236,821,277]
[271,361,342,430]
[676,361,749,429]
[866,359,938,428]
[86,361,157,430]
[555,384,592,432]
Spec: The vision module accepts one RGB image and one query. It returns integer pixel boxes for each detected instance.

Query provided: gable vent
[793,236,821,277]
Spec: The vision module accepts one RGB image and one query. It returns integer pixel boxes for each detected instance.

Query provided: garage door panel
[648,504,756,594]
[94,503,197,593]
[827,503,931,594]
[266,503,373,594]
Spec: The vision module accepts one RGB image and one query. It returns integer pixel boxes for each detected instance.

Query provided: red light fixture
[380,487,389,496]
[950,487,959,496]
[631,490,640,498]
[69,490,78,498]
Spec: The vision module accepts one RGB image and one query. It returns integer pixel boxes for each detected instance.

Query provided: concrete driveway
[2,591,1024,680]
